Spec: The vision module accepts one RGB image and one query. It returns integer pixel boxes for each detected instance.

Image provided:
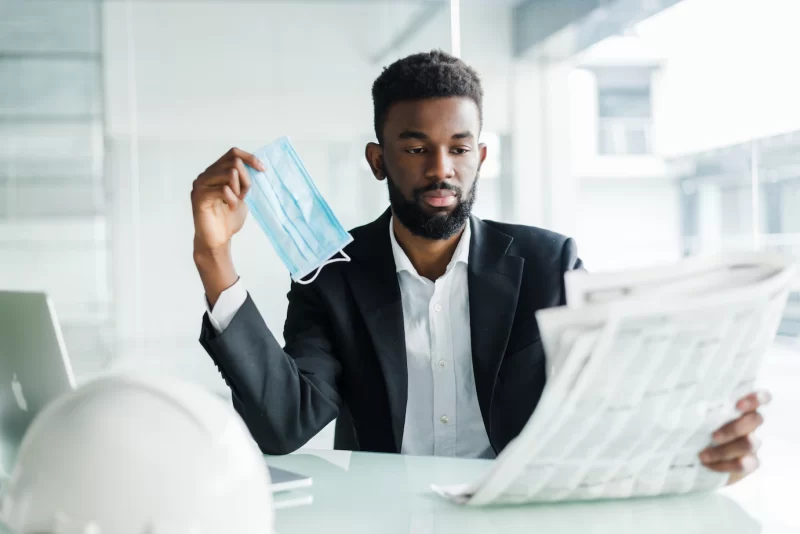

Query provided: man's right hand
[191,148,265,306]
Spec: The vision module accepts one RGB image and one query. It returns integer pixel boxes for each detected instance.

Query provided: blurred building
[567,0,800,333]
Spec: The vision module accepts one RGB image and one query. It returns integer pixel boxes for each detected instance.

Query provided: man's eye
[406,147,426,154]
[451,148,469,155]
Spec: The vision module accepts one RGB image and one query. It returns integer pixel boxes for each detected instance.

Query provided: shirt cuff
[205,278,247,333]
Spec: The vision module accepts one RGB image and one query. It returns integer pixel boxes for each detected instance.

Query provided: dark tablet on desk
[268,465,313,493]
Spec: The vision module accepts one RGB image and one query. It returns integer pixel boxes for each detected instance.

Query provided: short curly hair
[371,50,483,144]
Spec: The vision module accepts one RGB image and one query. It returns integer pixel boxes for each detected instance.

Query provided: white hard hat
[0,374,274,534]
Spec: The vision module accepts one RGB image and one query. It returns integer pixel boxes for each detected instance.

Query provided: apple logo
[11,374,28,412]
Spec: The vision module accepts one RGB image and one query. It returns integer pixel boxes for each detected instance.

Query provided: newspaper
[433,252,796,505]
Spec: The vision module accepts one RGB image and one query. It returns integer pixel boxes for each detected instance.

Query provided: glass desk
[266,449,799,534]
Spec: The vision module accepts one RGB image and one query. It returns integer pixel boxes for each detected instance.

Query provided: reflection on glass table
[266,450,770,534]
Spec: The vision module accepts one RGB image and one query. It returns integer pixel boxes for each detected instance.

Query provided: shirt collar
[389,216,471,275]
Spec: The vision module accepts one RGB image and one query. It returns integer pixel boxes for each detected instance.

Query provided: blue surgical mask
[244,137,353,284]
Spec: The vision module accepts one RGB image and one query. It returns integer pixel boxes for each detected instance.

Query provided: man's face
[367,97,487,240]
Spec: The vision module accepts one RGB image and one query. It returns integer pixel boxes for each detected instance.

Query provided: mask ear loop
[295,250,351,285]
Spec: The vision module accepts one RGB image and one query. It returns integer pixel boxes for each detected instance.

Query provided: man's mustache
[413,182,462,199]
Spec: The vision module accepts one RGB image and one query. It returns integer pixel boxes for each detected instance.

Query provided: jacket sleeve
[558,237,585,304]
[199,282,341,454]
[561,236,584,272]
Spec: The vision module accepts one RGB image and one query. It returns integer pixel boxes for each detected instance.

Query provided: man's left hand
[699,390,771,485]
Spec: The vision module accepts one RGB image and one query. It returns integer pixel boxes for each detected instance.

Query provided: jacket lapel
[468,217,524,445]
[346,209,407,452]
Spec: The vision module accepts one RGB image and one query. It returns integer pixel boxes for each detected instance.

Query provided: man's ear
[365,142,385,181]
[478,142,488,170]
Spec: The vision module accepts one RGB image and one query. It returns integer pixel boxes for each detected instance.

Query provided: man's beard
[385,167,478,240]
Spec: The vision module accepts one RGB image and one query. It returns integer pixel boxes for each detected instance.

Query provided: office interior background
[2,0,799,457]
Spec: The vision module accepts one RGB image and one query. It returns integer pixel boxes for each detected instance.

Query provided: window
[597,87,652,155]
[674,132,800,337]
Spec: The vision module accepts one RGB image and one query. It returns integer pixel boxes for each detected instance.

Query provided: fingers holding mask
[191,182,239,210]
[201,147,263,179]
[225,166,241,198]
[231,157,253,198]
[226,147,263,173]
[195,149,260,202]
[222,183,239,208]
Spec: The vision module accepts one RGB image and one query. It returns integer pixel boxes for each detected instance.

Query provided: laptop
[0,291,76,479]
[0,291,311,493]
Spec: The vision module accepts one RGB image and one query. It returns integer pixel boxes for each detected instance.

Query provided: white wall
[102,2,425,142]
[576,178,682,271]
[99,1,519,393]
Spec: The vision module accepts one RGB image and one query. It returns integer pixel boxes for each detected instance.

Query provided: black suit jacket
[200,209,582,455]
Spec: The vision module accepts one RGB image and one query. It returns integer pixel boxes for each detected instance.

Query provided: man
[192,51,766,483]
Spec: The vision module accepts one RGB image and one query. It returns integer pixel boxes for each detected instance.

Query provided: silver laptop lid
[0,291,76,478]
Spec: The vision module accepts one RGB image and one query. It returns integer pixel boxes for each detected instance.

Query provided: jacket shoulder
[481,219,581,272]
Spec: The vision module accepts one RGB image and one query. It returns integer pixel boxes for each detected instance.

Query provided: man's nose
[424,148,455,181]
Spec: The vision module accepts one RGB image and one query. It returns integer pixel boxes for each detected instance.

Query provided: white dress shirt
[206,218,494,458]
[388,218,493,458]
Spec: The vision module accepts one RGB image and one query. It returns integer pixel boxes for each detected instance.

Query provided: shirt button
[434,303,443,312]
[440,415,449,424]
[438,359,447,369]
